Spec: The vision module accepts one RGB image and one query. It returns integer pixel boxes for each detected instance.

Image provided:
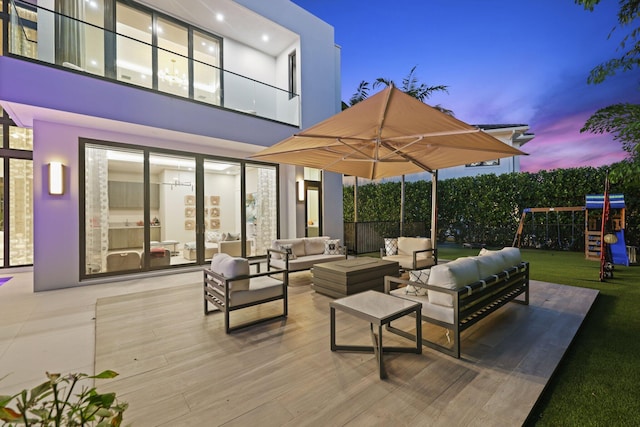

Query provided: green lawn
[435,246,640,426]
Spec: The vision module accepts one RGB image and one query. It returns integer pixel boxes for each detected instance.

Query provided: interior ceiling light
[262,34,269,42]
[216,13,224,22]
[158,59,187,87]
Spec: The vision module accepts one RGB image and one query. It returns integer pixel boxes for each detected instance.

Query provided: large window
[156,17,188,97]
[82,140,277,278]
[116,2,152,88]
[193,29,221,105]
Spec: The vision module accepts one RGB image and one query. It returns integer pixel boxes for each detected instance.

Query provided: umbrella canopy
[250,85,527,250]
[250,85,526,180]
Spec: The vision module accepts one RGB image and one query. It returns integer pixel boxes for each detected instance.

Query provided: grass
[435,246,640,426]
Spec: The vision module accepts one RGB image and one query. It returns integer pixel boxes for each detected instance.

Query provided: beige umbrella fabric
[250,85,526,180]
[250,85,527,249]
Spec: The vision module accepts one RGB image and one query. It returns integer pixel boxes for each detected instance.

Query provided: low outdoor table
[330,290,422,379]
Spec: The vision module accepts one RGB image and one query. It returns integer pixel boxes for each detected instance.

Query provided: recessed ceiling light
[262,34,269,42]
[216,13,224,22]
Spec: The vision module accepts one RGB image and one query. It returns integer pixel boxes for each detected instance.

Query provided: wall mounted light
[48,162,65,195]
[297,180,305,202]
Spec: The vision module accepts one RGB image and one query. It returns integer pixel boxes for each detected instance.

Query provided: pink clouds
[521,111,630,173]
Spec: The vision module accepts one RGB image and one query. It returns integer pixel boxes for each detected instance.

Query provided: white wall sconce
[48,162,65,195]
[297,180,305,202]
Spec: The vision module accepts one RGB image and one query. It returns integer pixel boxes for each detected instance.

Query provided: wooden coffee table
[312,257,400,297]
[330,290,422,379]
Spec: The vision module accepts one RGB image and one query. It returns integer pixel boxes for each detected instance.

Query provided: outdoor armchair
[380,236,437,270]
[203,252,288,333]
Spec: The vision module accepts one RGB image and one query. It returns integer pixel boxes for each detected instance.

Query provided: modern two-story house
[0,0,342,291]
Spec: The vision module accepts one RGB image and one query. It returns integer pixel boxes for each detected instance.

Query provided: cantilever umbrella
[250,85,527,248]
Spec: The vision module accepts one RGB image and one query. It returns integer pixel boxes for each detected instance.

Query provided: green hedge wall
[344,166,639,248]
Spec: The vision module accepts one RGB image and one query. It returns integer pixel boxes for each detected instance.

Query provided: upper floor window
[466,160,500,167]
[288,50,297,99]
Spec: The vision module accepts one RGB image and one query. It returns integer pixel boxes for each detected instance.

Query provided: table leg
[330,307,336,351]
[378,323,386,379]
[415,306,422,354]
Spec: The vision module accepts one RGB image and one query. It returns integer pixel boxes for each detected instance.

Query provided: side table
[330,290,422,379]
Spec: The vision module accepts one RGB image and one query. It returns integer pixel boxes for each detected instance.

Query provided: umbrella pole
[431,171,438,255]
[354,177,358,255]
[400,175,405,236]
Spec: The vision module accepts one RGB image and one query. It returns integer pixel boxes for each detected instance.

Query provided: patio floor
[94,273,598,426]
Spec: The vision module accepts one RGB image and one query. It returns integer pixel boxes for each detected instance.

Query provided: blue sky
[291,0,640,172]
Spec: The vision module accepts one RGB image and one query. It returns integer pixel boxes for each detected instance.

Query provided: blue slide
[610,229,629,266]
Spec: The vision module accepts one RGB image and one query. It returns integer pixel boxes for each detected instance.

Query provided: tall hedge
[343,166,639,248]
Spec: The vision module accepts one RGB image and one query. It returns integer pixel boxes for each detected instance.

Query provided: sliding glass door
[81,140,277,279]
[148,152,197,267]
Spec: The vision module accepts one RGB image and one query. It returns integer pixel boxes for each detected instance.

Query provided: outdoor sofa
[267,236,346,272]
[385,247,529,358]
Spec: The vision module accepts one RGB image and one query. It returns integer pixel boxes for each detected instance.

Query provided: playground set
[513,193,630,275]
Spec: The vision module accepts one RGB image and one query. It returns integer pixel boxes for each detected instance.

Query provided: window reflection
[9,159,33,266]
[245,164,277,256]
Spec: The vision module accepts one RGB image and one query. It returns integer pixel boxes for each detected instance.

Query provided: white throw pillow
[210,253,250,291]
[206,231,221,243]
[324,239,341,255]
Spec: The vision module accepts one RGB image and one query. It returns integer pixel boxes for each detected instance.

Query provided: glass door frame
[304,180,322,237]
[79,138,279,280]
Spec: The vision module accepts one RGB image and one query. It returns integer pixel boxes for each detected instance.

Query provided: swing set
[512,206,586,251]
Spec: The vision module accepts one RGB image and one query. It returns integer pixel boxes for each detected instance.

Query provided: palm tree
[344,65,454,115]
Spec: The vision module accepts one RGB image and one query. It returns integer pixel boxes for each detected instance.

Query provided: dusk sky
[291,0,640,172]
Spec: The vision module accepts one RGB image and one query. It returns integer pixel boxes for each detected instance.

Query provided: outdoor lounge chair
[203,252,288,333]
[380,236,437,270]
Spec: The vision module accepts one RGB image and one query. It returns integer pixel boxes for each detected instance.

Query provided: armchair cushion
[210,253,250,291]
[398,237,432,256]
[230,276,285,307]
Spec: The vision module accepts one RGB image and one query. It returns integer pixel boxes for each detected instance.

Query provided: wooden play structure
[585,193,628,266]
[512,206,585,250]
[513,194,629,266]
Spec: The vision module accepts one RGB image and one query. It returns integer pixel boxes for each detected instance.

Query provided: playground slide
[610,229,630,266]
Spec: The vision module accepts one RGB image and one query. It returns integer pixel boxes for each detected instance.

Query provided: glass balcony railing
[7,0,300,126]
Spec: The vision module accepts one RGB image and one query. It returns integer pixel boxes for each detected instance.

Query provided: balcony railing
[7,0,300,126]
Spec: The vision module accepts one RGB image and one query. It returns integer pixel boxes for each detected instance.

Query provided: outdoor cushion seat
[381,237,437,270]
[268,236,346,272]
[203,253,288,333]
[386,247,528,358]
